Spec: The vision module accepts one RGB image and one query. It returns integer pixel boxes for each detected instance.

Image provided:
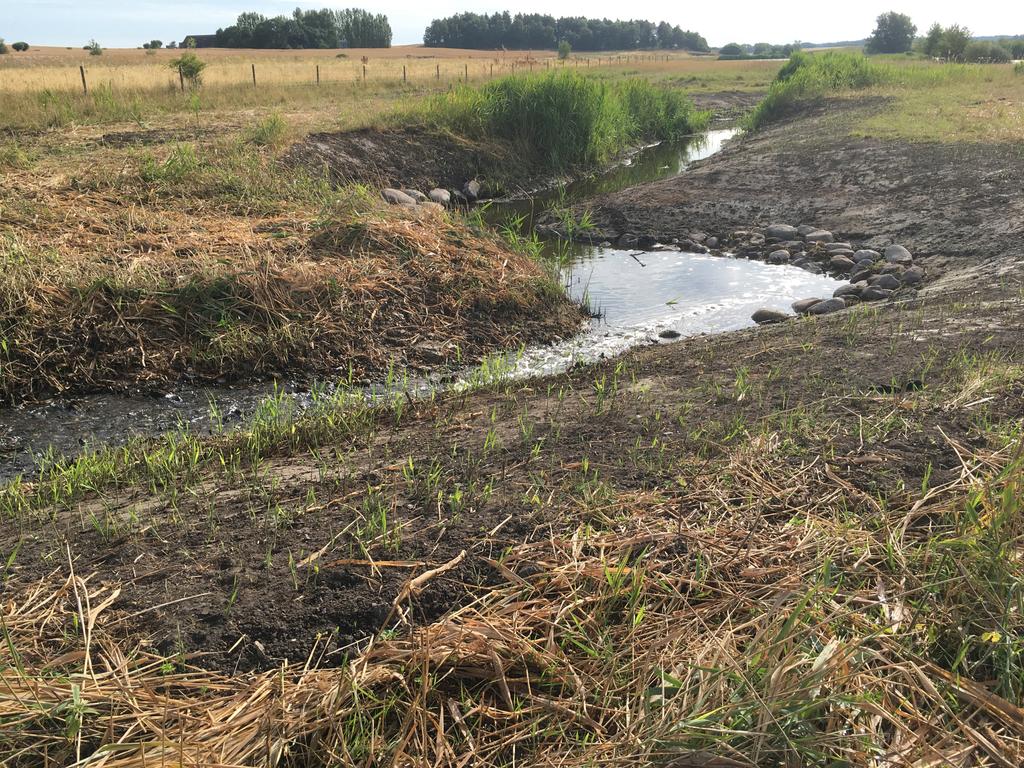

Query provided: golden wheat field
[0,44,705,95]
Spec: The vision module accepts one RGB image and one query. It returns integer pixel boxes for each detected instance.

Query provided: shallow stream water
[0,129,844,480]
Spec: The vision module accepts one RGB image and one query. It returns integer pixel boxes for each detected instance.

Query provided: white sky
[1,0,1020,48]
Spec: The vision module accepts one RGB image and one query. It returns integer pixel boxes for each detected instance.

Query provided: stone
[382,188,416,206]
[885,244,914,265]
[689,232,707,243]
[902,267,924,285]
[766,223,799,240]
[833,284,861,298]
[768,249,791,264]
[825,242,853,252]
[805,229,835,243]
[850,268,872,284]
[797,224,818,236]
[706,236,719,249]
[792,298,823,314]
[854,249,880,263]
[619,233,639,248]
[829,255,855,271]
[871,273,902,290]
[462,179,482,201]
[807,297,846,315]
[451,189,468,205]
[658,329,682,339]
[402,189,428,203]
[861,286,893,301]
[881,263,904,275]
[428,188,451,205]
[752,308,789,324]
[802,263,824,274]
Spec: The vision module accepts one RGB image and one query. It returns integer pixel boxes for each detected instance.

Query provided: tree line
[423,13,709,52]
[214,8,392,49]
[865,12,1023,62]
[718,42,801,60]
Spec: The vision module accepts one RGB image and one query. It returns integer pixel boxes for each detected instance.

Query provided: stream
[0,129,844,480]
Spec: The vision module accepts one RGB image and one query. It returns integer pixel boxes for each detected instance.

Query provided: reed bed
[3,433,1022,766]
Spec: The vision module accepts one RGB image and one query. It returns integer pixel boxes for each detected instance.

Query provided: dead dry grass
[2,431,1022,767]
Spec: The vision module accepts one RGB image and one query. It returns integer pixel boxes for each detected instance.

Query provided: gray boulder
[462,179,482,201]
[854,249,880,263]
[658,329,682,339]
[752,308,790,325]
[850,269,872,284]
[428,188,451,205]
[829,255,855,272]
[825,242,853,252]
[797,224,818,236]
[871,273,902,290]
[706,236,719,249]
[768,249,791,264]
[902,267,924,285]
[382,188,417,206]
[766,224,799,240]
[885,244,914,265]
[792,298,823,314]
[805,229,835,243]
[402,189,428,203]
[861,286,893,301]
[807,298,846,315]
[833,284,861,298]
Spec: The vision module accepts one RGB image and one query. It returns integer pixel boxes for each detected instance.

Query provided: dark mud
[562,99,1024,285]
[287,127,527,195]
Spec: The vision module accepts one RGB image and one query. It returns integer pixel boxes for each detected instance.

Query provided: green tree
[964,40,1011,63]
[718,43,745,57]
[0,39,8,55]
[557,39,571,59]
[169,51,207,87]
[183,36,197,49]
[940,25,971,61]
[865,11,917,54]
[12,41,28,52]
[921,23,942,56]
[85,39,102,56]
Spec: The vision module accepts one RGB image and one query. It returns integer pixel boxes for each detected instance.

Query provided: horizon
[2,2,1020,50]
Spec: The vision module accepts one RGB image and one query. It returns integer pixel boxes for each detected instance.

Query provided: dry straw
[3,432,1023,766]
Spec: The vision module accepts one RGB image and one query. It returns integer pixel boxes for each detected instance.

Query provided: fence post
[490,63,493,78]
[80,65,88,94]
[251,64,256,88]
[403,64,406,83]
[362,64,366,82]
[316,65,320,85]
[178,65,185,92]
[436,64,440,80]
[464,63,468,82]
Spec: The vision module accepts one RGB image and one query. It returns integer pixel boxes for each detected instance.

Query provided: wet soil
[287,126,531,196]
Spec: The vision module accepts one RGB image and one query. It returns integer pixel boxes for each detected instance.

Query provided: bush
[1015,62,1024,76]
[169,52,207,88]
[421,71,709,171]
[557,40,571,60]
[12,41,28,52]
[85,40,102,56]
[0,39,8,55]
[250,113,288,146]
[747,52,892,130]
[963,41,1012,64]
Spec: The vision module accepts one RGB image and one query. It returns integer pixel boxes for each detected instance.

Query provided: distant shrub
[12,41,28,52]
[1016,62,1024,76]
[85,40,102,56]
[0,39,8,55]
[963,41,1012,64]
[169,52,207,88]
[557,40,571,60]
[747,52,892,130]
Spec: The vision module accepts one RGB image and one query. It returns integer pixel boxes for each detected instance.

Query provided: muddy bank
[558,98,1024,287]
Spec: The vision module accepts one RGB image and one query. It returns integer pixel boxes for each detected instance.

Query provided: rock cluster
[739,223,923,324]
[380,179,487,210]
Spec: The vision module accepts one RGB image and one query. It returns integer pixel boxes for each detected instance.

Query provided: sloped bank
[546,97,1024,294]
